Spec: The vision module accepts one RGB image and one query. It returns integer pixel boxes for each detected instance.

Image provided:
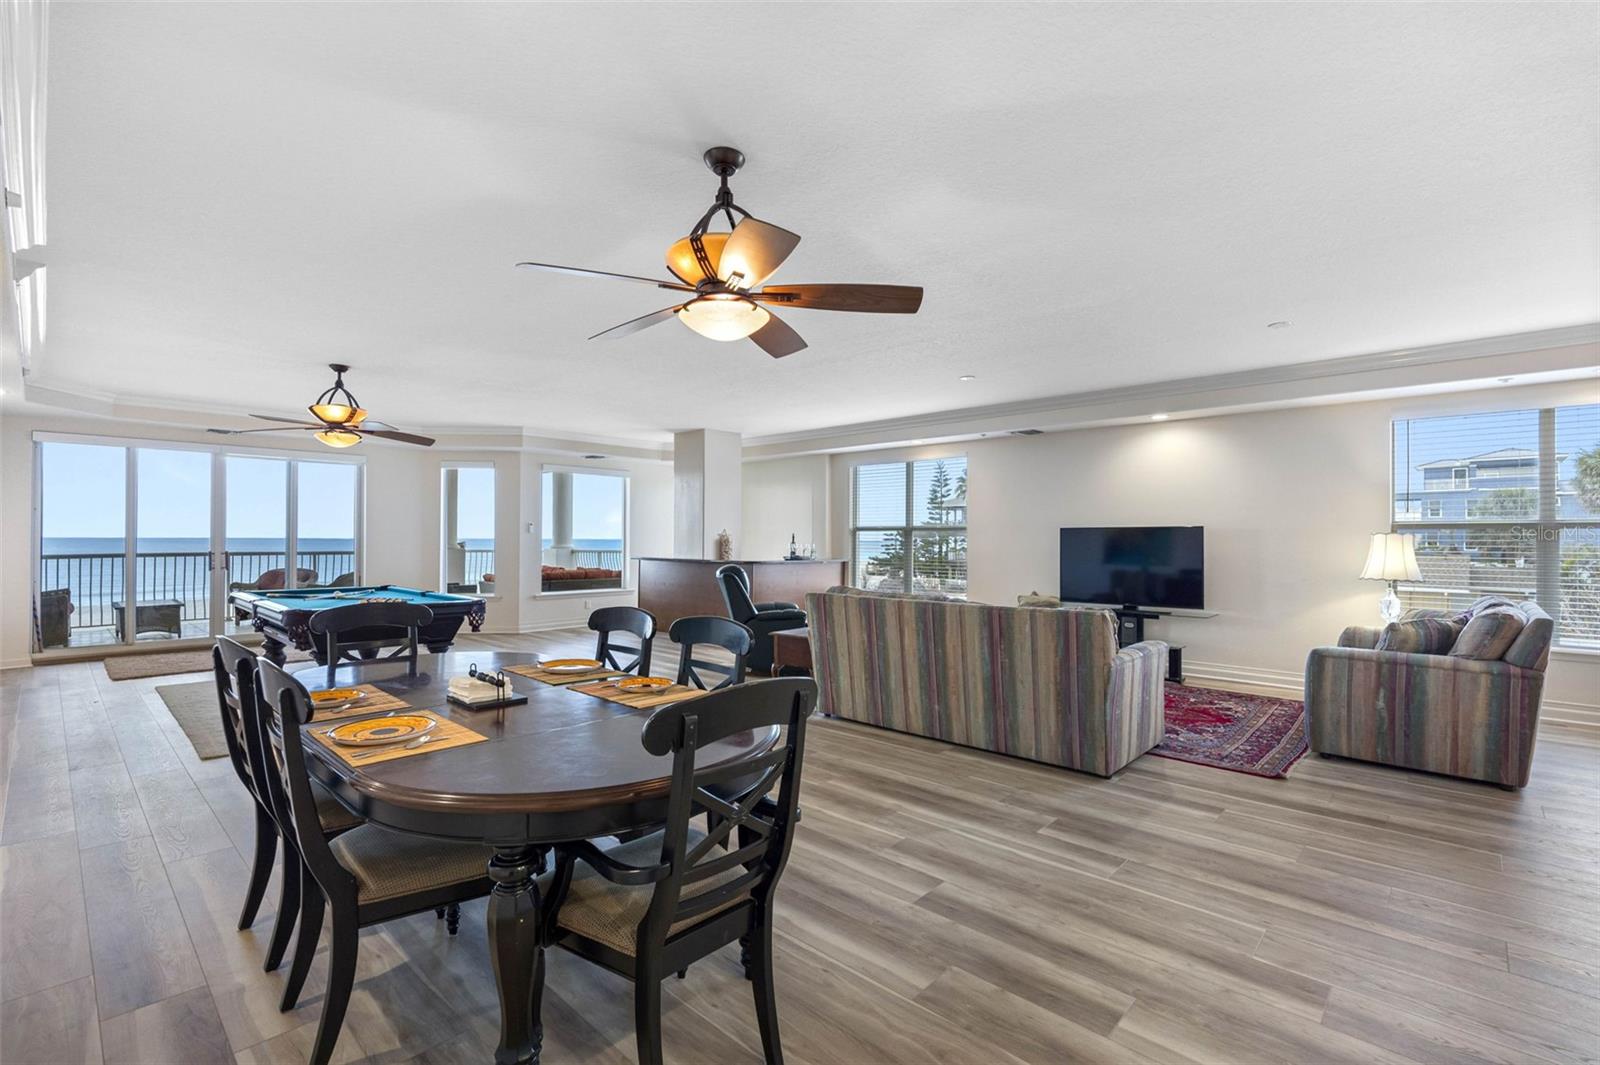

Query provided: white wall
[741,455,830,559]
[810,379,1600,721]
[0,409,673,665]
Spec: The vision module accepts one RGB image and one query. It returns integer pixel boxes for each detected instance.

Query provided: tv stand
[1114,606,1159,645]
[1114,606,1185,684]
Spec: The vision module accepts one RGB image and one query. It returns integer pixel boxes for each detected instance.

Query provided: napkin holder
[446,665,528,710]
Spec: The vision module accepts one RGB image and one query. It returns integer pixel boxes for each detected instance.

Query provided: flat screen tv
[1059,526,1204,610]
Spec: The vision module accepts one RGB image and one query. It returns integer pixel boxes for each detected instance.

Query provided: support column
[548,471,575,566]
[673,429,742,559]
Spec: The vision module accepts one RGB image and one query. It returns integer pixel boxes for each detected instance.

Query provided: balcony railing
[464,549,494,585]
[39,550,357,633]
[573,549,623,570]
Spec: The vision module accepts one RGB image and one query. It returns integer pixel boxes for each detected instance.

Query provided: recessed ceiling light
[1150,413,1169,422]
[958,374,976,382]
[1267,320,1291,329]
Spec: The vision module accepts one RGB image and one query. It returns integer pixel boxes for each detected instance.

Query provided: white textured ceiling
[37,2,1600,443]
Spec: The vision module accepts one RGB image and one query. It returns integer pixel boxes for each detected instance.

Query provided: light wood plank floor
[3,629,1598,1064]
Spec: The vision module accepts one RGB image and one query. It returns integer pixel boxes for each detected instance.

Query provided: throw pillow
[1376,618,1462,655]
[1398,607,1451,622]
[1449,605,1527,661]
[1017,591,1062,608]
[1450,594,1518,625]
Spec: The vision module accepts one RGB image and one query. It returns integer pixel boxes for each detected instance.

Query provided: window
[441,465,495,594]
[850,456,968,596]
[35,435,362,651]
[541,468,627,592]
[1392,404,1600,649]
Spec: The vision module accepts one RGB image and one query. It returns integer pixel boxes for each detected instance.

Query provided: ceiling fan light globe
[664,232,727,285]
[310,402,354,424]
[345,407,369,426]
[676,297,770,341]
[315,429,363,448]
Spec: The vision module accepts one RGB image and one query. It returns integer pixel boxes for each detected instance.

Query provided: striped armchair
[806,588,1166,777]
[1304,600,1552,788]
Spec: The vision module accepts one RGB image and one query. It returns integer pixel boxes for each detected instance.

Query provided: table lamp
[1359,532,1422,624]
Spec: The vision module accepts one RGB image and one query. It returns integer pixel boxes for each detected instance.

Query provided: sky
[541,471,625,542]
[1392,403,1597,508]
[42,443,361,540]
[39,442,626,544]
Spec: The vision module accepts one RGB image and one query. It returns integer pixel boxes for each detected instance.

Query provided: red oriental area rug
[1153,683,1308,778]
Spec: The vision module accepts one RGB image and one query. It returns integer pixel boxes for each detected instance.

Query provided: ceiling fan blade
[754,284,923,314]
[209,424,321,435]
[718,218,801,289]
[361,428,436,447]
[249,413,322,425]
[749,310,807,359]
[588,304,683,341]
[516,262,695,292]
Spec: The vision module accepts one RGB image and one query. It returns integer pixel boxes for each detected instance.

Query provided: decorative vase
[715,529,733,561]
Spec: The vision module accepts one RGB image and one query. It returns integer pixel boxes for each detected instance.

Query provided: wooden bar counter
[636,557,847,628]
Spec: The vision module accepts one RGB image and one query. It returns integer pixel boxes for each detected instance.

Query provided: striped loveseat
[806,588,1167,777]
[1304,598,1553,788]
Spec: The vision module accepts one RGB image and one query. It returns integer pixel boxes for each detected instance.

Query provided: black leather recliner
[715,564,807,675]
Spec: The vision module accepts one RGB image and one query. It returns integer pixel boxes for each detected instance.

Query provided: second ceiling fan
[516,146,923,358]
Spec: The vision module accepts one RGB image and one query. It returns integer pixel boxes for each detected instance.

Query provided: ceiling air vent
[1009,429,1043,436]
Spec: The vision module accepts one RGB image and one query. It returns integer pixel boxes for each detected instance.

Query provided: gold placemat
[570,678,711,710]
[307,684,411,722]
[504,663,624,687]
[308,709,487,768]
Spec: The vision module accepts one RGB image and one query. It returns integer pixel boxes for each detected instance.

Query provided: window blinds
[1392,403,1600,649]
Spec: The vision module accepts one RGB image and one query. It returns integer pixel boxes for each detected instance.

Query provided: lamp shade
[1359,532,1422,582]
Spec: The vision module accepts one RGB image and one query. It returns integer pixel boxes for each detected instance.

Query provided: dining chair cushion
[312,780,363,833]
[328,825,495,904]
[556,828,750,956]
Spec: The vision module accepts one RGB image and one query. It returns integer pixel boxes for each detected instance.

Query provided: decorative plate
[327,715,437,747]
[616,676,674,691]
[541,658,603,673]
[310,688,365,709]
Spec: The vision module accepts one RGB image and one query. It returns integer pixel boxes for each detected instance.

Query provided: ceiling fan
[207,364,436,448]
[516,146,923,358]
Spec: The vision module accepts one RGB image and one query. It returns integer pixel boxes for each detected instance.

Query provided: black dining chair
[715,565,808,676]
[307,601,432,685]
[254,658,496,1065]
[545,678,815,1065]
[589,605,657,676]
[213,638,363,972]
[223,638,461,981]
[669,615,753,691]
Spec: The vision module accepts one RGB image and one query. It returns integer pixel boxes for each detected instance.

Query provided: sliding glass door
[224,455,289,636]
[37,442,128,649]
[134,447,214,641]
[33,434,363,652]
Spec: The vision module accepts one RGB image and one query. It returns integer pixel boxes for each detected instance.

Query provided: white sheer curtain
[1,0,48,366]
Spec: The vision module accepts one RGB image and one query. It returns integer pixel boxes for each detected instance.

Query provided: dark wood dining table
[292,651,779,1065]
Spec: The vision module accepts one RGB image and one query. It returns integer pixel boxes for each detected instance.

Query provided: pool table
[229,585,487,665]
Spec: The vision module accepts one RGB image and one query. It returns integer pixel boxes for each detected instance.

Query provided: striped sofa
[806,588,1167,777]
[1304,599,1552,788]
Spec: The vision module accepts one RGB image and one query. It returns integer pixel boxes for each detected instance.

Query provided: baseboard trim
[1183,659,1600,732]
[1542,700,1600,730]
[1182,660,1305,696]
